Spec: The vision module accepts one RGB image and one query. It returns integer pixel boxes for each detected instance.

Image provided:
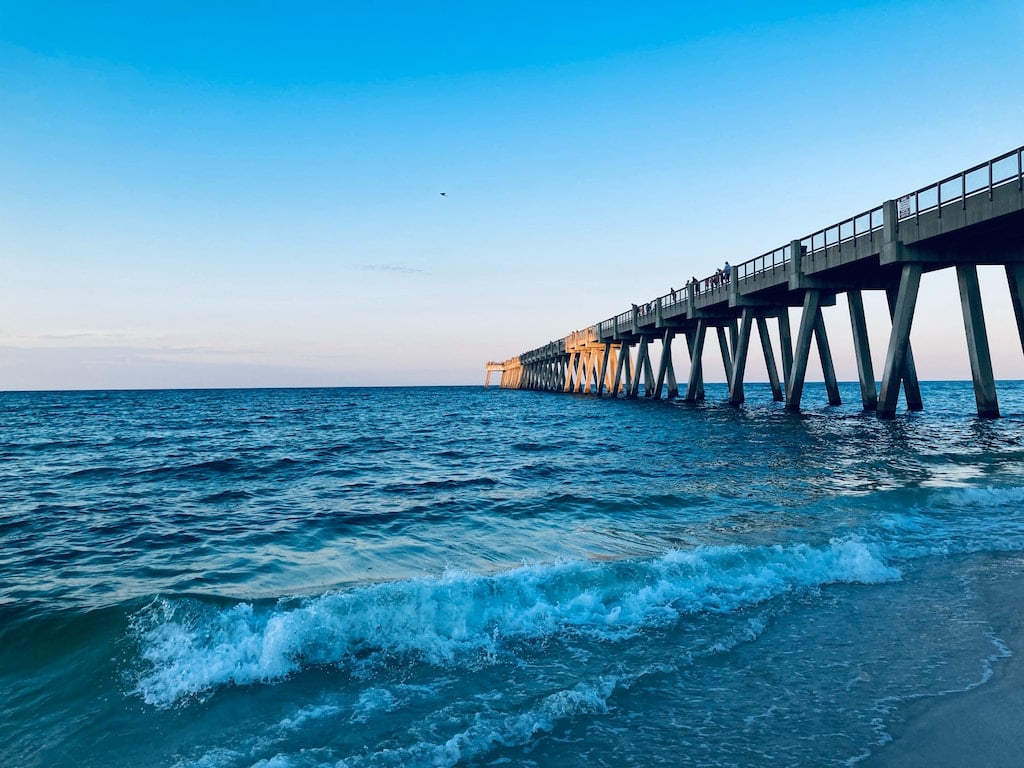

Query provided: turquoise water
[3,383,1024,766]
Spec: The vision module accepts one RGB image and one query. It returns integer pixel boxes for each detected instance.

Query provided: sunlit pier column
[610,342,626,397]
[596,343,612,395]
[654,329,679,400]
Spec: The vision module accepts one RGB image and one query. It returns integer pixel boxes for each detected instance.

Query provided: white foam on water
[336,678,617,768]
[131,537,899,708]
[172,748,245,768]
[277,704,343,733]
[250,757,295,768]
[172,679,616,768]
[350,688,397,723]
[875,484,1024,559]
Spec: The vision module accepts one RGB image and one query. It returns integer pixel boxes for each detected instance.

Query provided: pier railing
[736,244,791,283]
[713,147,1023,288]
[512,145,1024,364]
[895,146,1024,222]
[801,205,885,257]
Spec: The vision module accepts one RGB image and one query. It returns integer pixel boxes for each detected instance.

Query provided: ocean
[3,382,1024,767]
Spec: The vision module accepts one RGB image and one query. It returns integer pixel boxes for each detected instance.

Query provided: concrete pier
[487,146,1024,418]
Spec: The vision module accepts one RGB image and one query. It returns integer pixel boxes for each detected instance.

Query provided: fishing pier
[486,146,1024,418]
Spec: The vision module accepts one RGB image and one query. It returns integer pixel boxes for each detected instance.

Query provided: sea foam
[131,538,899,708]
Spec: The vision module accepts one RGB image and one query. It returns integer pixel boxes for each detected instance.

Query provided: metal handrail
[896,145,1024,221]
[735,244,791,282]
[800,205,885,257]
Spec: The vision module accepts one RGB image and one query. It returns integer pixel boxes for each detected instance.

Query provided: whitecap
[130,538,900,708]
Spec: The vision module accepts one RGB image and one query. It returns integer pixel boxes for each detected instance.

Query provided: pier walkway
[488,146,1024,417]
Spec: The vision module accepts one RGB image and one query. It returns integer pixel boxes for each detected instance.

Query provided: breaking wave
[131,538,898,708]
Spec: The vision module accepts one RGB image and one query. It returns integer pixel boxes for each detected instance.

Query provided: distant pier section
[487,146,1024,418]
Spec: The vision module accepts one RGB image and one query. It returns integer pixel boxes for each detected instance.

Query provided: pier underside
[490,147,1024,418]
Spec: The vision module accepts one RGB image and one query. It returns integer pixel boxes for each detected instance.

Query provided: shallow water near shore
[3,382,1024,766]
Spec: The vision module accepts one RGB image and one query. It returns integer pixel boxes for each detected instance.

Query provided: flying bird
[440,192,447,197]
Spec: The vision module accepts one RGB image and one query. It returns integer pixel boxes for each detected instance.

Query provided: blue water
[3,383,1024,767]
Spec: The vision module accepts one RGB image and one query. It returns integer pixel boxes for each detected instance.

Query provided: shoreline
[861,570,1024,767]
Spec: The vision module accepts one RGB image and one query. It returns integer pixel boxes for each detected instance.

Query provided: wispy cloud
[349,263,427,275]
[0,330,162,347]
[0,331,265,361]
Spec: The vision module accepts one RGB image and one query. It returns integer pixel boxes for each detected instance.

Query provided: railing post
[787,239,803,290]
[883,199,898,242]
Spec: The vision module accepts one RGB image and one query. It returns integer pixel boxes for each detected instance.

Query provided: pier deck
[490,146,1024,417]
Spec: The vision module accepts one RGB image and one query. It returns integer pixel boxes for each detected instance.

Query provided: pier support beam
[613,343,632,398]
[587,349,599,393]
[684,328,705,401]
[814,310,842,406]
[654,329,679,400]
[957,265,999,417]
[885,286,924,411]
[729,309,754,405]
[596,344,611,395]
[847,290,878,411]
[757,316,784,402]
[642,340,656,397]
[1007,263,1024,357]
[630,338,651,398]
[785,290,821,412]
[717,326,733,390]
[575,351,586,393]
[878,264,923,418]
[606,347,619,393]
[563,353,576,393]
[778,310,794,387]
[685,321,708,402]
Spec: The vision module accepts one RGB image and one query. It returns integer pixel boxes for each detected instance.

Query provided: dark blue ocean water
[3,383,1024,767]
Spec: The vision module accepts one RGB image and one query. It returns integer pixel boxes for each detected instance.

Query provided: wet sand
[862,572,1024,767]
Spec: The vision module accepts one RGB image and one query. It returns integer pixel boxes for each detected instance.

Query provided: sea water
[3,383,1024,767]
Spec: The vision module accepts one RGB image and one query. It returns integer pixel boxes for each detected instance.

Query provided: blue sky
[2,1,1023,389]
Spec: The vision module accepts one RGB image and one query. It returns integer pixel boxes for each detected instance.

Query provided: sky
[1,0,1023,390]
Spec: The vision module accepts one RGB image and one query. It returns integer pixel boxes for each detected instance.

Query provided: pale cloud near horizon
[348,264,428,275]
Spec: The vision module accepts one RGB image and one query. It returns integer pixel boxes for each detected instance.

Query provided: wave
[337,678,617,768]
[874,485,1024,559]
[129,538,898,709]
